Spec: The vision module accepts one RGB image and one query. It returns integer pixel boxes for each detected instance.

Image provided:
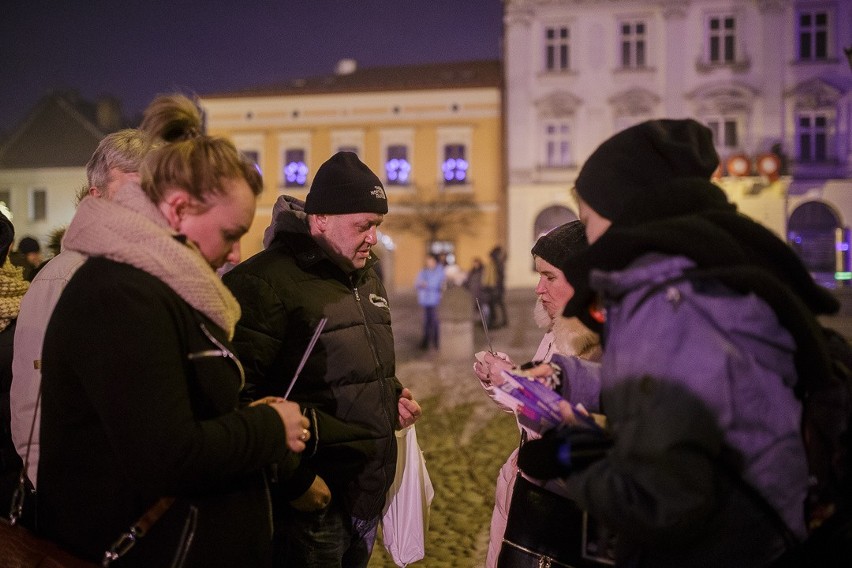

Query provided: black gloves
[518,426,613,480]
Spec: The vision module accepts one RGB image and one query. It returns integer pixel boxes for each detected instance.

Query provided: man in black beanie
[516,119,838,566]
[224,151,421,568]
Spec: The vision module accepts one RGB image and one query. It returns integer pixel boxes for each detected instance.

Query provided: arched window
[788,201,842,280]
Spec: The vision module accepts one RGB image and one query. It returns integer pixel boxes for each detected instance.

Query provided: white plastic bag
[381,425,434,567]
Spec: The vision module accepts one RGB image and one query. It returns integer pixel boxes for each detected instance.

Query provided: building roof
[0,91,125,169]
[203,59,502,100]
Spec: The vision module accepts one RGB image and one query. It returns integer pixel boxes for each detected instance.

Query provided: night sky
[0,0,503,136]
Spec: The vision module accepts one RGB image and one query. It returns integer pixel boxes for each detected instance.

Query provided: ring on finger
[299,428,309,442]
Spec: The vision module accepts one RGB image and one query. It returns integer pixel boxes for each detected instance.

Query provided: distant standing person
[10,236,42,281]
[487,245,508,328]
[416,254,446,350]
[464,257,488,318]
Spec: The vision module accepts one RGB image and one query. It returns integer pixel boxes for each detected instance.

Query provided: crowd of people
[0,101,843,568]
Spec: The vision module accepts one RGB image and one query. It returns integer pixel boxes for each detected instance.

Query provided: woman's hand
[473,350,514,386]
[263,398,311,452]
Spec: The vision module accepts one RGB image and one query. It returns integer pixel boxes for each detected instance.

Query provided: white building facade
[503,0,852,288]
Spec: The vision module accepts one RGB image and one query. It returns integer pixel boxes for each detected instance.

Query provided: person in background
[464,256,488,319]
[473,221,601,567]
[0,211,29,515]
[36,94,309,567]
[415,254,446,350]
[10,128,148,489]
[518,119,836,566]
[10,236,42,281]
[486,245,508,329]
[224,151,422,568]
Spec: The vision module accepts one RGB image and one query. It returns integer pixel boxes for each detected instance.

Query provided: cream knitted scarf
[0,259,28,333]
[62,181,241,338]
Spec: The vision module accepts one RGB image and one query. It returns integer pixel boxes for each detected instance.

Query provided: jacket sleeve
[48,277,290,495]
[554,283,785,545]
[223,270,321,498]
[550,353,602,412]
[223,270,288,396]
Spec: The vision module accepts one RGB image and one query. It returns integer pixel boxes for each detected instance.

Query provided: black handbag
[497,430,617,568]
[0,383,175,567]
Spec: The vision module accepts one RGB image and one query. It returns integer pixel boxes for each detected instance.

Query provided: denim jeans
[274,499,379,568]
[420,305,439,349]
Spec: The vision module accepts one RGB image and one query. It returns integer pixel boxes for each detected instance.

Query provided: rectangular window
[385,145,411,186]
[620,20,647,68]
[706,118,739,149]
[442,144,468,186]
[544,122,571,167]
[240,150,261,176]
[798,113,828,162]
[798,10,829,61]
[283,149,307,188]
[545,26,570,71]
[707,15,736,63]
[31,188,46,221]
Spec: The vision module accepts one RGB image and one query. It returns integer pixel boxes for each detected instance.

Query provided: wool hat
[574,119,719,225]
[304,152,388,215]
[17,236,40,254]
[532,220,588,269]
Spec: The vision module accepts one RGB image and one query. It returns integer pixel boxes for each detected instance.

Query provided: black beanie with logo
[574,119,719,226]
[304,151,388,215]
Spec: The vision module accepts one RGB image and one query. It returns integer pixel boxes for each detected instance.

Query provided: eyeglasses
[187,323,245,390]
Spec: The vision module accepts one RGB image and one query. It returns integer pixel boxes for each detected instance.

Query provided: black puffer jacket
[223,196,402,520]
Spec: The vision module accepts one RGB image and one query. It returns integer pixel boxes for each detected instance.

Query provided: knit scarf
[62,181,241,338]
[0,259,29,333]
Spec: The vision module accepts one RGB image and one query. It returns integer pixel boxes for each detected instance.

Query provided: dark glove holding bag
[498,427,616,568]
[517,425,613,480]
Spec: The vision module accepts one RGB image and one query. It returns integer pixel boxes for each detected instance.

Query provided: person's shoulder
[28,250,87,283]
[68,257,169,297]
[225,244,298,282]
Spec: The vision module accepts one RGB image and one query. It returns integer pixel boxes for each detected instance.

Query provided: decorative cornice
[657,0,690,20]
[687,81,759,114]
[535,90,583,117]
[608,88,661,116]
[755,0,789,15]
[785,78,843,109]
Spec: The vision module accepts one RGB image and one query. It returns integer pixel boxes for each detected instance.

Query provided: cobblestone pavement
[369,287,542,568]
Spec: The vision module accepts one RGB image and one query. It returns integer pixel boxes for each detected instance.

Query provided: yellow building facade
[201,60,503,291]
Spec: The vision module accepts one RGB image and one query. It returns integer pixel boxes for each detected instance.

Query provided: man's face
[533,256,574,320]
[92,168,141,199]
[315,212,384,271]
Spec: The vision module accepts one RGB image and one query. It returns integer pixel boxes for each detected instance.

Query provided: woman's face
[175,178,257,269]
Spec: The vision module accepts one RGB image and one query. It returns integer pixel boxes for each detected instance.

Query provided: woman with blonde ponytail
[35,94,307,567]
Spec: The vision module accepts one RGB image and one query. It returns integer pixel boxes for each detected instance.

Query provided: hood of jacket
[261,194,380,284]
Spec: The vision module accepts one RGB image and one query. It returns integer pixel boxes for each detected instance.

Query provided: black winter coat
[224,212,402,520]
[38,258,290,567]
